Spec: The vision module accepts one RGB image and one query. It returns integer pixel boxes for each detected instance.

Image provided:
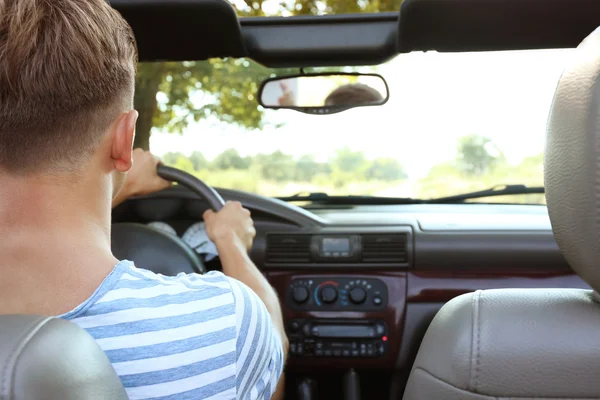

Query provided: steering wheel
[156,165,225,211]
[111,166,225,276]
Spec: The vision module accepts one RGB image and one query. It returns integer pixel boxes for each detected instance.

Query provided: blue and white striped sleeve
[227,277,285,399]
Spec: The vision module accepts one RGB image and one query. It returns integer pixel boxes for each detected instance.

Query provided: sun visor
[110,0,247,62]
[398,0,600,53]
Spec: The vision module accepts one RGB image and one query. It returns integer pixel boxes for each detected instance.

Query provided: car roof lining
[111,0,600,67]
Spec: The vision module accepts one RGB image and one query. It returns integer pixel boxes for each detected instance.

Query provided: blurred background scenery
[135,0,569,204]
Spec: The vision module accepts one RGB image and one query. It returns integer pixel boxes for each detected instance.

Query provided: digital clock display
[322,238,351,255]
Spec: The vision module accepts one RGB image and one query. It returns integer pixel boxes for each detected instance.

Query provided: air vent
[361,234,408,263]
[266,234,311,263]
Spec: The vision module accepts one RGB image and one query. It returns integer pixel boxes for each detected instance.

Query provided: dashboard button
[303,324,311,336]
[289,320,300,332]
[375,324,385,336]
[315,350,323,357]
[349,287,367,304]
[324,350,332,357]
[333,350,342,357]
[373,297,383,305]
[351,350,359,357]
[342,350,350,357]
[292,287,310,304]
[320,286,338,304]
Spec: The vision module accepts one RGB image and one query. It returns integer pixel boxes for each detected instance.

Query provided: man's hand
[112,149,171,208]
[203,201,256,251]
[277,82,295,107]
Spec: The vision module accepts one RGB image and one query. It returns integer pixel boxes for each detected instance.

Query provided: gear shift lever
[297,378,317,400]
[343,369,361,400]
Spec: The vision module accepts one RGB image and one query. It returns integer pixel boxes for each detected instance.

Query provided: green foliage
[161,148,408,196]
[332,147,369,175]
[160,139,545,204]
[189,151,209,170]
[295,155,321,182]
[416,134,544,204]
[254,151,296,183]
[212,149,250,170]
[456,134,502,177]
[133,0,406,149]
[367,158,407,181]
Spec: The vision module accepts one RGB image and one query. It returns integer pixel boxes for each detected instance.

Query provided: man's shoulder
[62,261,284,399]
[64,261,241,329]
[121,261,232,289]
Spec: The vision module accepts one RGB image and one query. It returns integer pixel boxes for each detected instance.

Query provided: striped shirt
[58,260,284,400]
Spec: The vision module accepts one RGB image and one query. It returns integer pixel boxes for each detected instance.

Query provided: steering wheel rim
[157,165,225,211]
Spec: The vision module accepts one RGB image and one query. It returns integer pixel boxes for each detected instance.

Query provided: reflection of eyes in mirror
[260,74,388,110]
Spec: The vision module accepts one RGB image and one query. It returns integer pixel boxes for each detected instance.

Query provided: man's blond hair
[0,0,137,173]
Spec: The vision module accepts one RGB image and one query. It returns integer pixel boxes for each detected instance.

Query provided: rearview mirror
[259,73,389,114]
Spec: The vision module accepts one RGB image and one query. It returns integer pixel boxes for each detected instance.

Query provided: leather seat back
[404,26,600,400]
[403,289,600,399]
[0,315,127,400]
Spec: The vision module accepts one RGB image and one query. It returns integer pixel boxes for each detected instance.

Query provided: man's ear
[111,110,138,172]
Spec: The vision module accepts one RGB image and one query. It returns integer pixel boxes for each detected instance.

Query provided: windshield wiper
[277,185,544,205]
[277,192,419,205]
[426,184,544,203]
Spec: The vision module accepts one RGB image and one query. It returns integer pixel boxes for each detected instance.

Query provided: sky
[149,48,572,179]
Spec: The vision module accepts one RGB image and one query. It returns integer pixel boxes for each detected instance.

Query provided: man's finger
[158,178,172,189]
[203,210,214,220]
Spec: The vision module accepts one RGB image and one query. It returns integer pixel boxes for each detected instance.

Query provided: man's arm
[216,236,288,354]
[204,202,289,399]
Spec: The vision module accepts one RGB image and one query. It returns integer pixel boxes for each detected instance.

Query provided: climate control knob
[292,287,309,304]
[320,286,338,304]
[349,287,367,304]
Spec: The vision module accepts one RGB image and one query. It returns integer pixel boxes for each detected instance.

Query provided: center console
[266,271,407,370]
[287,277,388,311]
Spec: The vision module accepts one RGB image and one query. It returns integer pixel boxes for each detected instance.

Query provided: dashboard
[113,186,590,396]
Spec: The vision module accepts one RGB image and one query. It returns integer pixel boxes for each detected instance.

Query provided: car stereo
[287,319,388,358]
[310,234,361,262]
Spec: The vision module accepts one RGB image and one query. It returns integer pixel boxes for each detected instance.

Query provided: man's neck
[0,172,118,315]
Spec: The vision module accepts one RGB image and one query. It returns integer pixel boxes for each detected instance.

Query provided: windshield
[141,49,570,205]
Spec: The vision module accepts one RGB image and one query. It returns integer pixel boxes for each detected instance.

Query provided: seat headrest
[0,315,128,400]
[545,27,600,293]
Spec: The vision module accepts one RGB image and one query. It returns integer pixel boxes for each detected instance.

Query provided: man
[324,83,384,106]
[0,1,287,399]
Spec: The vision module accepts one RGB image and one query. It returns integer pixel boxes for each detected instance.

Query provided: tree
[212,148,250,170]
[133,0,405,150]
[189,151,208,171]
[332,147,370,177]
[162,151,185,166]
[255,151,295,182]
[367,158,407,181]
[295,155,321,182]
[172,155,196,175]
[456,134,500,177]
